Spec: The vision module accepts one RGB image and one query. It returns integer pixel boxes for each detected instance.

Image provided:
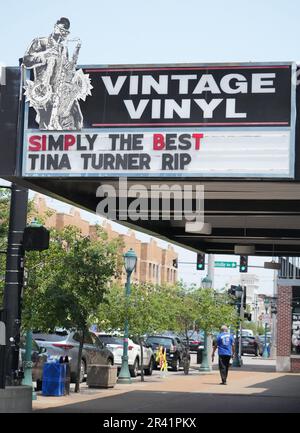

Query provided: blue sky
[1,0,300,66]
[1,0,293,293]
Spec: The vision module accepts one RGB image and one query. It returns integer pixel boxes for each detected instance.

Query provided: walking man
[212,325,235,385]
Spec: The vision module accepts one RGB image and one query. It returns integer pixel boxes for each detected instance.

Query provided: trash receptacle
[197,347,203,364]
[42,361,66,396]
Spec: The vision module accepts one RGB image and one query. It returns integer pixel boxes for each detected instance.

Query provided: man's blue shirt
[217,332,234,356]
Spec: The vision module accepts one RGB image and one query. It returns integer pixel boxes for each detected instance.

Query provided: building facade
[275,257,300,373]
[33,195,178,286]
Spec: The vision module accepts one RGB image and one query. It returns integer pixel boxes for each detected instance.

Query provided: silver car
[33,330,114,382]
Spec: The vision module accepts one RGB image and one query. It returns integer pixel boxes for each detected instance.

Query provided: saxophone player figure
[23,17,92,130]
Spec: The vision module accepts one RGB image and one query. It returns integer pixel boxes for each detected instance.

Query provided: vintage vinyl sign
[22,62,296,178]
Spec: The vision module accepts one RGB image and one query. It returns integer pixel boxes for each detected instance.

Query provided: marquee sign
[22,60,296,178]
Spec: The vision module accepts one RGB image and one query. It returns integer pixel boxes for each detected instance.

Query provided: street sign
[214,261,237,268]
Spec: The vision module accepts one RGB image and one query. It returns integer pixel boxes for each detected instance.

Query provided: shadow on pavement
[247,374,300,397]
[34,388,300,413]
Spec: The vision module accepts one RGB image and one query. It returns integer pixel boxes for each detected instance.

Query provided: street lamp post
[262,297,270,359]
[199,275,212,372]
[21,330,36,400]
[232,285,243,367]
[117,249,137,384]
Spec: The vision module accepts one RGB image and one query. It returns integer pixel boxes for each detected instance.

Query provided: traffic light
[228,285,237,304]
[228,285,237,296]
[228,285,244,306]
[244,312,252,321]
[172,258,178,268]
[196,253,205,271]
[239,255,248,273]
[23,225,50,251]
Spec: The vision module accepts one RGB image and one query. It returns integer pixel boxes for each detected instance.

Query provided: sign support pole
[3,183,28,385]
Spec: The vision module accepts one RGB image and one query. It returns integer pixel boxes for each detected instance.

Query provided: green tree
[167,284,236,337]
[97,282,175,381]
[23,225,122,392]
[165,283,199,340]
[195,287,237,334]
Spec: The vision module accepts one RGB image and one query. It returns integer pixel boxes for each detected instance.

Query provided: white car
[96,334,155,377]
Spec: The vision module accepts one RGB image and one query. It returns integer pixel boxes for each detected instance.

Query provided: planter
[87,364,117,388]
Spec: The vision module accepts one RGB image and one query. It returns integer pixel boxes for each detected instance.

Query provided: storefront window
[291,287,300,354]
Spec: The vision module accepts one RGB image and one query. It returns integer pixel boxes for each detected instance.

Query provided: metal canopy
[8,176,300,257]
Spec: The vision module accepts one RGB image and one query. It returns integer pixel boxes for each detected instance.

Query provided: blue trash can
[42,362,66,396]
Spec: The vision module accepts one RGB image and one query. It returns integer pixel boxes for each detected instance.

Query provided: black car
[241,336,263,356]
[145,334,190,371]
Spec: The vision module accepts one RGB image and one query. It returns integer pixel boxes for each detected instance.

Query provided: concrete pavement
[32,356,300,413]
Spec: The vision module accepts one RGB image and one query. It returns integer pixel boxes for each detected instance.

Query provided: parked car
[242,329,254,337]
[96,333,155,377]
[33,329,114,383]
[241,336,263,356]
[145,334,190,371]
[183,330,204,352]
[19,337,48,390]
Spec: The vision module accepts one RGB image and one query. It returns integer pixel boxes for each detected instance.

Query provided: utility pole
[3,183,28,385]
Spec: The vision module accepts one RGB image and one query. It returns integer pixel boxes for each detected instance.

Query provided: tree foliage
[22,225,122,391]
[97,282,171,337]
[98,281,236,338]
[23,226,122,329]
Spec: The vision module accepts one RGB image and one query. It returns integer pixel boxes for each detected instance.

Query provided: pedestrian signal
[172,258,178,268]
[23,225,50,251]
[196,253,205,271]
[239,255,248,273]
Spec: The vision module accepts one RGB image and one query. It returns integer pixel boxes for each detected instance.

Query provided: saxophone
[48,40,82,130]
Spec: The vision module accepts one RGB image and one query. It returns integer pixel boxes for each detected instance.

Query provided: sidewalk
[32,357,300,412]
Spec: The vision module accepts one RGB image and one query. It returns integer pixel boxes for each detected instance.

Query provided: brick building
[276,285,300,373]
[33,195,178,286]
[276,257,300,372]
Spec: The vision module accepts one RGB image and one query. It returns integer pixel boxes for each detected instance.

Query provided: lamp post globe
[117,249,137,384]
[124,248,138,274]
[201,275,212,289]
[199,275,213,372]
